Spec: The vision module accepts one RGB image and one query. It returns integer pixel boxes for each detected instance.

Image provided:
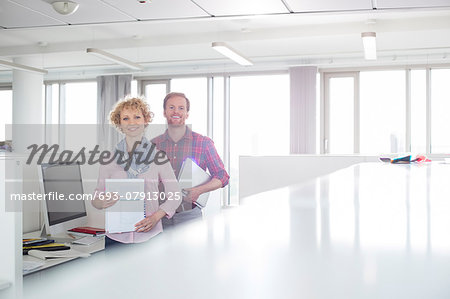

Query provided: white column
[12,57,44,124]
[290,66,317,154]
[11,57,45,247]
[12,56,45,153]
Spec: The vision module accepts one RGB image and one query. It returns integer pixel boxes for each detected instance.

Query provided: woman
[92,96,181,244]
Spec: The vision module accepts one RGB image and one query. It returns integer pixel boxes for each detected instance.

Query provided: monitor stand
[39,223,81,243]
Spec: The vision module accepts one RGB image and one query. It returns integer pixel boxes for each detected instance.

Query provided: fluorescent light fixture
[212,42,253,66]
[52,1,79,15]
[361,32,377,60]
[0,59,48,74]
[86,48,144,71]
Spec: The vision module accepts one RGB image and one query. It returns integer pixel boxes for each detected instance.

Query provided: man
[152,92,229,226]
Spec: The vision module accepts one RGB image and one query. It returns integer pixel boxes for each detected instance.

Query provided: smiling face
[120,107,146,138]
[163,95,189,127]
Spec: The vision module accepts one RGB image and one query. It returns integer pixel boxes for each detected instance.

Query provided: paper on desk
[23,260,45,274]
[105,179,145,233]
[28,249,90,260]
[72,236,103,246]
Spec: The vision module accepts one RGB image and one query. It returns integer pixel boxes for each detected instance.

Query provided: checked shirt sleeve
[203,137,229,187]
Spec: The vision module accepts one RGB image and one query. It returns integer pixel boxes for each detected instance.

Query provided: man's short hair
[163,92,190,112]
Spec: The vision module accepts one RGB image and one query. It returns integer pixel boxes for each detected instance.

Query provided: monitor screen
[40,163,87,227]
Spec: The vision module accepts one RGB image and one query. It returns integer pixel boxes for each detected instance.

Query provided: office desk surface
[23,238,105,275]
[24,163,450,299]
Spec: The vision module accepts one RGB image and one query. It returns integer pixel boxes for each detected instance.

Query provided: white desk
[23,163,450,299]
[22,236,105,275]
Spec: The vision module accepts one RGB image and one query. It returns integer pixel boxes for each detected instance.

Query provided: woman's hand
[92,192,119,210]
[134,209,166,233]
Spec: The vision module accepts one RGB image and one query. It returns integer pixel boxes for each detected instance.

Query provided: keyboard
[72,235,102,246]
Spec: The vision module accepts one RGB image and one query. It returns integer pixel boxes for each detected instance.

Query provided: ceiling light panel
[0,1,64,28]
[212,42,253,66]
[283,0,372,13]
[87,48,144,70]
[0,59,48,74]
[103,0,209,19]
[11,0,133,26]
[193,0,289,16]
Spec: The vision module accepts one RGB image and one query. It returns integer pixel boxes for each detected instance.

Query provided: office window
[171,78,208,136]
[316,73,321,154]
[44,83,60,145]
[410,70,426,153]
[45,83,60,125]
[212,77,226,206]
[131,80,138,96]
[51,84,60,124]
[431,69,450,153]
[0,89,12,141]
[328,76,355,154]
[62,82,97,151]
[360,71,405,154]
[229,74,289,205]
[65,82,97,124]
[213,77,225,159]
[144,82,168,126]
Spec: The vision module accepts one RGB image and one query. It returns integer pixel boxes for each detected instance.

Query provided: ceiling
[1,0,450,81]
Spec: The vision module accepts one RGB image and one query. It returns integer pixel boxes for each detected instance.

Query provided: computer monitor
[37,163,87,238]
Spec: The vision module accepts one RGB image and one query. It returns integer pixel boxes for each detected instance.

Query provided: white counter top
[23,162,450,299]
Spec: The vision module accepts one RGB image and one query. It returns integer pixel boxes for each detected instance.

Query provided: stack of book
[67,226,106,237]
[23,238,70,255]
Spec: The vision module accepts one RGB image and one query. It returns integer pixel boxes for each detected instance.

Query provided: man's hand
[182,187,202,203]
[134,209,166,233]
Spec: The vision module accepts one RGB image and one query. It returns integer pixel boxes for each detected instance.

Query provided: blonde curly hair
[109,96,154,129]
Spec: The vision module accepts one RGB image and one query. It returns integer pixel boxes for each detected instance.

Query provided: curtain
[289,66,317,154]
[97,75,132,151]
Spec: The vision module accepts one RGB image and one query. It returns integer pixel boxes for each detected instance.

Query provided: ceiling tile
[376,0,450,9]
[0,1,64,28]
[103,0,210,19]
[193,0,290,16]
[11,0,134,26]
[284,0,372,12]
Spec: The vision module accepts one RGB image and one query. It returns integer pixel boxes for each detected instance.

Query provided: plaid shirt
[151,127,229,187]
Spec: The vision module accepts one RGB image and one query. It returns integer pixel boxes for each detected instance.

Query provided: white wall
[0,155,23,299]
